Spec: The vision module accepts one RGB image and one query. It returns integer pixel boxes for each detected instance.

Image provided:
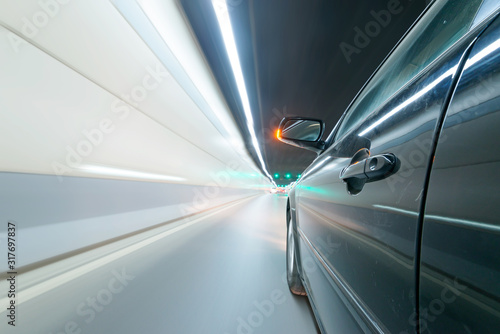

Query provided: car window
[334,0,484,142]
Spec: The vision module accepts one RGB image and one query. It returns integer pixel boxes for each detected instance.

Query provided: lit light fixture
[276,129,281,139]
[212,0,275,186]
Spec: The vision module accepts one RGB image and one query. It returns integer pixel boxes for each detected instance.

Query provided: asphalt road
[0,194,318,334]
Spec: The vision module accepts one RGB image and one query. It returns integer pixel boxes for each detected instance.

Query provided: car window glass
[334,0,484,142]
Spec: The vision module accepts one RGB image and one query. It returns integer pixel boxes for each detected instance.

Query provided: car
[277,1,500,333]
[277,187,289,195]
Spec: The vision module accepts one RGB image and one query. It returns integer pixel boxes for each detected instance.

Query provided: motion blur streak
[211,0,276,186]
[0,195,318,334]
[0,198,250,308]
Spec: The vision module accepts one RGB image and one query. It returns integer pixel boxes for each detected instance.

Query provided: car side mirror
[277,117,326,154]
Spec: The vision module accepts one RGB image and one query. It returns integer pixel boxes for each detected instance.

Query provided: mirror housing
[277,117,326,154]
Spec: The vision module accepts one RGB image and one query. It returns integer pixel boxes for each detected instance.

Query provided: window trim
[324,0,438,148]
[325,0,498,149]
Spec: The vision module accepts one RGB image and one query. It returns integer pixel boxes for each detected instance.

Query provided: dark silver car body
[280,1,500,333]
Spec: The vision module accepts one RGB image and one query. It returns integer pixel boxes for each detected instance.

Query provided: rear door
[419,13,500,334]
[294,1,486,333]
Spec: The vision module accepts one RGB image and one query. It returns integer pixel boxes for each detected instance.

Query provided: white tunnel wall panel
[133,0,244,142]
[0,0,255,177]
[0,26,230,184]
[0,1,270,268]
[0,172,259,268]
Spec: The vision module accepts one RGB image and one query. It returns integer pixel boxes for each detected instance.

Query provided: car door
[419,14,500,334]
[293,0,487,333]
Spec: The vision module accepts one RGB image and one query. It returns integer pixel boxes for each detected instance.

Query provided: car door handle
[340,149,398,195]
[341,153,397,181]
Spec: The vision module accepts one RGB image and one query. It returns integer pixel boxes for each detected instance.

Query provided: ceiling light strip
[212,0,275,185]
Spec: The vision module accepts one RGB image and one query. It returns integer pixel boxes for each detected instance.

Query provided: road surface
[0,194,319,334]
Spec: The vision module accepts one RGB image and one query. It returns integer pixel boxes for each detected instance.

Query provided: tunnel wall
[0,172,261,268]
[0,0,270,269]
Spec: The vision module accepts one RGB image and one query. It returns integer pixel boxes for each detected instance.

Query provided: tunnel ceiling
[179,0,429,185]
